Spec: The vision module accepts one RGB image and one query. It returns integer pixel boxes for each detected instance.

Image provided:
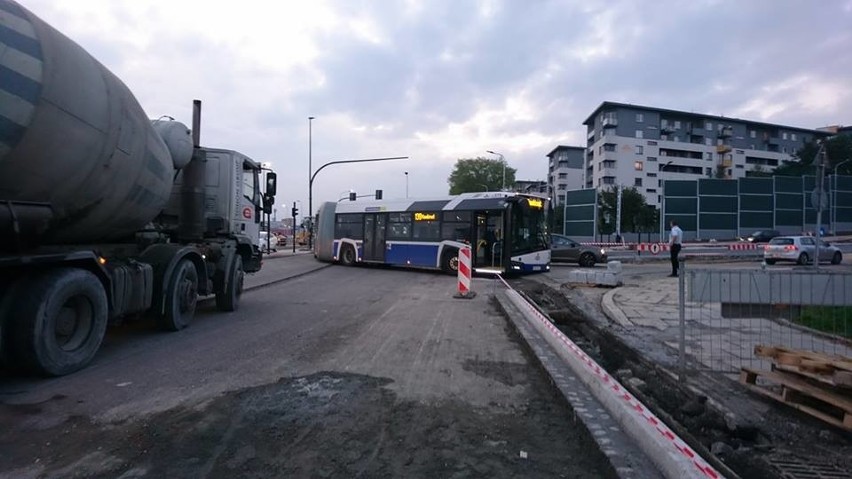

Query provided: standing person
[668,220,683,277]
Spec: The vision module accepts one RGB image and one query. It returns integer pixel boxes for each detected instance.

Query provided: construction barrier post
[453,246,476,299]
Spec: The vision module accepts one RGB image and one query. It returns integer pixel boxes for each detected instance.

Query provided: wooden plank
[740,367,851,431]
[754,345,852,373]
[774,364,852,389]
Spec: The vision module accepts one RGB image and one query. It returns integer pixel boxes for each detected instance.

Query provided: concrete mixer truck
[0,0,277,376]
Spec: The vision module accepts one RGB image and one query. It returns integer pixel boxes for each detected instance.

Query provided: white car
[258,231,278,253]
[763,236,842,265]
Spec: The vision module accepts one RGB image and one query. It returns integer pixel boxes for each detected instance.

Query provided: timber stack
[739,345,852,431]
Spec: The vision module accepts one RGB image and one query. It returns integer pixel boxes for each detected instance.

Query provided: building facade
[545,145,585,206]
[582,101,830,207]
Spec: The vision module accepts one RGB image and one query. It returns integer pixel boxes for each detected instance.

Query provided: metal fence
[678,265,852,374]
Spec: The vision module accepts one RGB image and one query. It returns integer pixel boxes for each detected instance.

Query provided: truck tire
[216,255,244,312]
[11,269,108,376]
[158,259,198,331]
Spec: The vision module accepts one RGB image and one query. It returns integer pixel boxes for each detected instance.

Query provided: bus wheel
[12,269,108,376]
[340,245,356,266]
[441,249,459,275]
[216,254,244,312]
[159,259,199,331]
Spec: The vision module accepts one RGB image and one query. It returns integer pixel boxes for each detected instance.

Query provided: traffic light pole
[292,201,298,253]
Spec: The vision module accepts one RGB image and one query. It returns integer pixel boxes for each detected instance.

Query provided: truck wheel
[159,259,198,331]
[11,269,108,376]
[441,249,459,274]
[216,255,244,312]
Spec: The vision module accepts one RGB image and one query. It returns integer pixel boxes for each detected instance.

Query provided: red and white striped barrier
[728,243,759,250]
[636,243,672,255]
[499,278,722,479]
[454,246,476,299]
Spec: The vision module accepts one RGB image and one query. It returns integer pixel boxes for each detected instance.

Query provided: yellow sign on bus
[414,212,437,221]
[527,198,544,209]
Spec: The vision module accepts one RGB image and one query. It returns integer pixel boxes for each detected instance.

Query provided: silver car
[763,236,842,265]
[550,234,607,267]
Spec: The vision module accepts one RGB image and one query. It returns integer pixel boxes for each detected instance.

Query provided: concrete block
[607,261,623,274]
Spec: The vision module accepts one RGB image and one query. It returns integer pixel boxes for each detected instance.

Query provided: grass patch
[796,306,852,338]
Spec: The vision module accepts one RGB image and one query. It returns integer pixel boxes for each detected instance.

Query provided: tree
[551,205,565,234]
[775,135,852,176]
[447,157,517,194]
[597,185,654,241]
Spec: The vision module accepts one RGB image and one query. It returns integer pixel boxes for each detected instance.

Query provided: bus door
[363,213,386,262]
[474,212,503,269]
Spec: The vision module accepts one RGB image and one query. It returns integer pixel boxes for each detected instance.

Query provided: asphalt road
[0,256,615,478]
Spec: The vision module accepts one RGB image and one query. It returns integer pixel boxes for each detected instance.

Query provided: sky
[21,0,852,218]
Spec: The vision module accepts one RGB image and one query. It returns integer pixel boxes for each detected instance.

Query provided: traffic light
[375,189,382,200]
[291,206,298,217]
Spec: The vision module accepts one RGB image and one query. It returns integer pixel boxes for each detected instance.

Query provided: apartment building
[582,101,829,207]
[545,145,585,206]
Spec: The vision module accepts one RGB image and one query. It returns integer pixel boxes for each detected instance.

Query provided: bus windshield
[509,198,548,256]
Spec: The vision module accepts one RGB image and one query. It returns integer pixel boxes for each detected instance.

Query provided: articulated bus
[314,192,550,274]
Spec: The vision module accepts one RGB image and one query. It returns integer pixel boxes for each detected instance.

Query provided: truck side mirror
[265,172,277,197]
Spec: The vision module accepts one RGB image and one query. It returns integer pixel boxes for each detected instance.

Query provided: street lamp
[308,116,315,249]
[405,171,409,198]
[486,150,506,190]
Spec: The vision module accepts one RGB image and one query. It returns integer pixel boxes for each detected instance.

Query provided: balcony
[661,123,675,133]
[718,126,733,138]
[716,144,732,153]
[721,159,733,167]
[602,117,618,128]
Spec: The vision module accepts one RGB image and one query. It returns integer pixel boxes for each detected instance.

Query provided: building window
[750,130,756,138]
[602,177,615,185]
[557,184,567,190]
[647,172,657,177]
[705,121,712,130]
[647,140,657,146]
[647,188,656,193]
[634,161,644,171]
[557,194,565,203]
[705,138,712,146]
[674,120,681,129]
[705,152,713,160]
[658,179,662,187]
[736,149,744,154]
[634,178,643,187]
[558,173,567,179]
[782,132,788,140]
[661,134,668,141]
[647,156,657,162]
[603,143,616,152]
[636,113,644,122]
[635,130,643,139]
[635,145,644,155]
[791,133,797,141]
[706,167,713,176]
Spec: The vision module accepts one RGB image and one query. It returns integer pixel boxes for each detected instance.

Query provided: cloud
[16,0,852,208]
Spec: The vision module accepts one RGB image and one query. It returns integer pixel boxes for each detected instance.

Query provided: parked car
[258,231,278,253]
[740,230,781,243]
[763,236,842,265]
[550,234,607,267]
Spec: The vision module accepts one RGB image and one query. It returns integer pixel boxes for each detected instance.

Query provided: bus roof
[331,191,547,214]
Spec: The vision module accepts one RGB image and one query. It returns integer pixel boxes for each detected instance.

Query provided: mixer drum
[0,0,176,245]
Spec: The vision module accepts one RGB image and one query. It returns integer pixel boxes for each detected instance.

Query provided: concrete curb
[504,289,723,479]
[602,289,632,327]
